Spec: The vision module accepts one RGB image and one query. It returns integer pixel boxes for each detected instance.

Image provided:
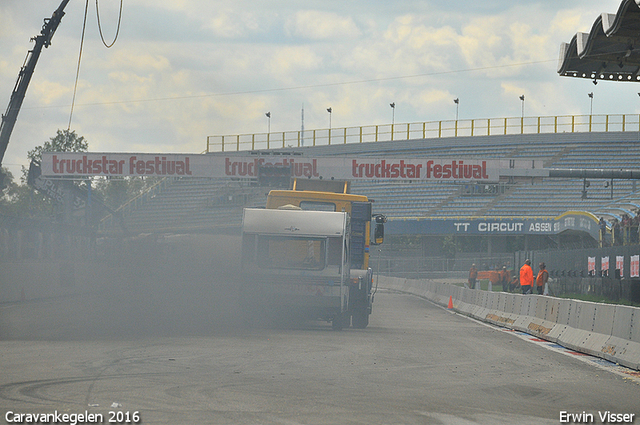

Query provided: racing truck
[240,179,385,330]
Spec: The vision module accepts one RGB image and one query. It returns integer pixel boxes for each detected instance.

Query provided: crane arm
[0,0,71,189]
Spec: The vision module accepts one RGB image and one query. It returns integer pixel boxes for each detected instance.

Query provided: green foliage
[441,235,459,258]
[27,129,88,164]
[0,167,18,213]
[387,235,421,246]
[1,125,162,220]
[0,167,15,194]
[0,166,55,218]
[1,129,89,219]
[92,176,160,210]
[21,129,88,184]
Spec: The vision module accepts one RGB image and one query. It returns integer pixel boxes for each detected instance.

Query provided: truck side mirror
[372,214,386,245]
[374,223,384,245]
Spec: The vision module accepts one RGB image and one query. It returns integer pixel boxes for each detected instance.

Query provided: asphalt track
[1,286,640,425]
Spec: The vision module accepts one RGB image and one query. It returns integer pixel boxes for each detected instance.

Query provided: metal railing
[206,113,640,152]
[98,177,172,233]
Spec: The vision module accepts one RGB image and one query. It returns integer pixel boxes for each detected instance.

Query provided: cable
[69,0,124,127]
[68,0,90,130]
[96,0,123,48]
[53,48,632,110]
[47,58,558,111]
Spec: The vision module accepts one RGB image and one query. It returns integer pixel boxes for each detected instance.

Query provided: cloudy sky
[0,0,634,177]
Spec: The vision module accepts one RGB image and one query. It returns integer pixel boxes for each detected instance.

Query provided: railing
[206,113,640,152]
[98,177,172,233]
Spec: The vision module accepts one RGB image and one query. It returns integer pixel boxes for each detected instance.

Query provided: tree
[0,165,54,218]
[0,167,18,211]
[0,129,90,219]
[23,129,88,181]
[3,128,159,221]
[27,128,88,163]
[442,235,458,258]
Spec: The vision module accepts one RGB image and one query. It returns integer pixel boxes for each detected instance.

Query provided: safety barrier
[206,113,640,152]
[380,276,640,370]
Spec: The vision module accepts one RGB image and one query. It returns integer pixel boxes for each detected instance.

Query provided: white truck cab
[241,207,356,330]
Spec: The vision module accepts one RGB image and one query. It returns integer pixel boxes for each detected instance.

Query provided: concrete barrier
[598,305,638,369]
[472,291,488,321]
[547,298,572,344]
[378,276,640,371]
[471,290,487,319]
[523,296,557,338]
[512,295,534,333]
[576,303,616,358]
[545,297,561,323]
[501,294,520,326]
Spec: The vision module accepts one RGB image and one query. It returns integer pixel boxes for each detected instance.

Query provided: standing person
[613,218,621,246]
[499,265,510,292]
[468,263,478,289]
[536,262,549,295]
[633,214,640,244]
[509,274,519,293]
[599,217,607,247]
[622,214,631,245]
[520,259,533,294]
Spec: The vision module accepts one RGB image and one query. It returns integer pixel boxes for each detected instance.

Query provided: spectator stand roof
[558,0,640,83]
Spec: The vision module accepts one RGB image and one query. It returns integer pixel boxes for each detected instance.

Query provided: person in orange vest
[509,273,519,292]
[536,262,549,295]
[468,263,478,289]
[520,259,533,294]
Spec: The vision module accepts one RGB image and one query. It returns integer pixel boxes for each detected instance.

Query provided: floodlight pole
[327,107,332,144]
[454,98,459,121]
[390,102,395,141]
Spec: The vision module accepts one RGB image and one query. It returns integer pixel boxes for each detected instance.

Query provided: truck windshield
[299,201,336,212]
[256,236,326,270]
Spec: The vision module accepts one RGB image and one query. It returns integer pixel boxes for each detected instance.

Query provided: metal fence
[206,113,640,152]
[369,249,515,280]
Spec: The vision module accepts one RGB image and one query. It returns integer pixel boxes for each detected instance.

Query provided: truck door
[350,201,371,269]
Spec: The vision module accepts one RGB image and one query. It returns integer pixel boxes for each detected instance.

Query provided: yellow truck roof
[268,189,368,202]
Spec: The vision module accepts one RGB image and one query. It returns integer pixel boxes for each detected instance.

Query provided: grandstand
[100,131,640,246]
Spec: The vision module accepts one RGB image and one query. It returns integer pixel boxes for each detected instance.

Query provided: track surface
[1,287,640,425]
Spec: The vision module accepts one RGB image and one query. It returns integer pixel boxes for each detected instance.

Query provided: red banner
[616,255,624,278]
[601,256,609,277]
[588,257,596,276]
[631,255,639,278]
[40,153,502,182]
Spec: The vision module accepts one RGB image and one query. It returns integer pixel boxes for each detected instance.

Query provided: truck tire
[351,309,369,329]
[332,313,348,331]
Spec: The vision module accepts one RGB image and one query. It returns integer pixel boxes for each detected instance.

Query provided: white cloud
[267,46,323,79]
[0,0,632,177]
[204,9,263,38]
[286,10,361,40]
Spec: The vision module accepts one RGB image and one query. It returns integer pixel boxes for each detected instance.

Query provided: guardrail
[380,276,640,371]
[206,113,640,152]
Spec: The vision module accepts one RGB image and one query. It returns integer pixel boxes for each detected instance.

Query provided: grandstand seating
[100,132,640,234]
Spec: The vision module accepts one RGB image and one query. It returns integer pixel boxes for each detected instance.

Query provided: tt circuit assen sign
[40,153,501,182]
[387,212,600,240]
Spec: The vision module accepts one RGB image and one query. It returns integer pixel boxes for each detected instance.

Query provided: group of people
[467,260,549,295]
[609,213,640,246]
[517,259,548,295]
